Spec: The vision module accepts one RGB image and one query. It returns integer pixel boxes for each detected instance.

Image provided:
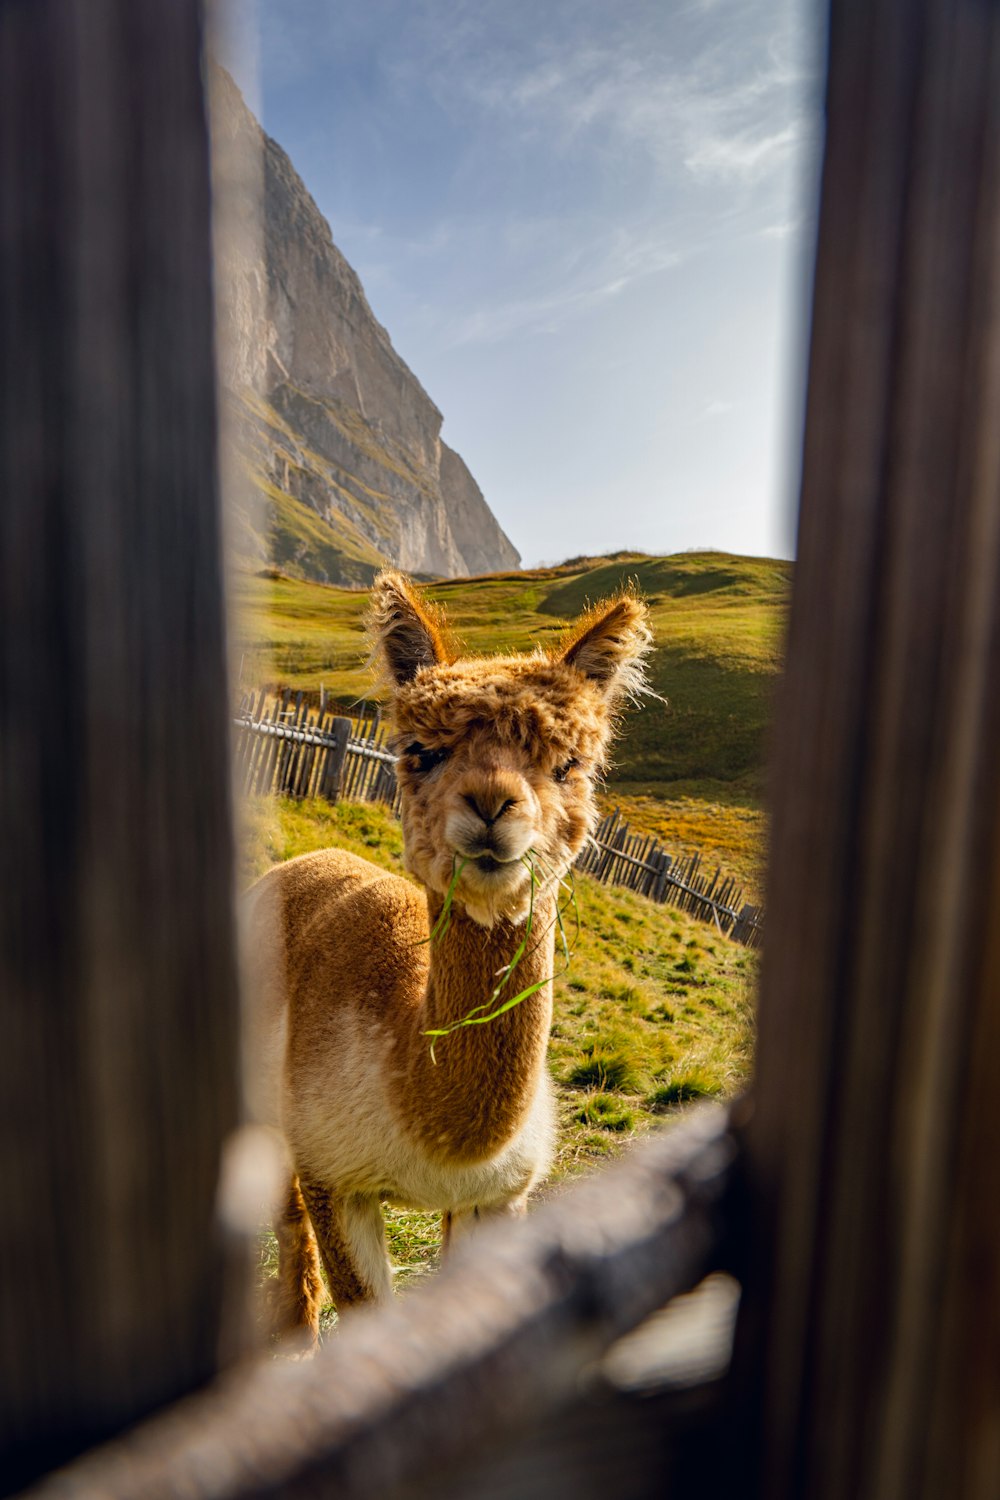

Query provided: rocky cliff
[211,68,520,585]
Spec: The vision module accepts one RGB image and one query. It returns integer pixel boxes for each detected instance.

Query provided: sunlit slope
[233,550,790,798]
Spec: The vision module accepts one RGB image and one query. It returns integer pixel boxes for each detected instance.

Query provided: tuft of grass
[567,1044,646,1094]
[384,1207,441,1288]
[646,1070,718,1111]
[575,1093,636,1133]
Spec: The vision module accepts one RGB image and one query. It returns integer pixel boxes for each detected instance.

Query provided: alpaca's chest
[282,1019,555,1212]
[379,1075,556,1212]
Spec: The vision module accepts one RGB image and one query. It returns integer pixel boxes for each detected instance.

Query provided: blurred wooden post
[737,0,1000,1496]
[0,1,244,1491]
[321,717,353,801]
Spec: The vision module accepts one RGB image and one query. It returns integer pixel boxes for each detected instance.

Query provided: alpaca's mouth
[468,852,520,877]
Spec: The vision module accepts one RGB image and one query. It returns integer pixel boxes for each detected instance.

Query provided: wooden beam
[0,1,244,1489]
[737,0,1000,1496]
[20,1108,735,1500]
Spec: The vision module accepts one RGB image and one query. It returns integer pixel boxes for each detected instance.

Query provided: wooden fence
[234,693,763,946]
[234,690,401,813]
[578,810,763,947]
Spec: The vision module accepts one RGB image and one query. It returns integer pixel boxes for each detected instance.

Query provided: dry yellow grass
[600,787,767,904]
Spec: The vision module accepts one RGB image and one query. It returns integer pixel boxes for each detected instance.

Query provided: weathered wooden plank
[289,702,309,798]
[278,691,304,796]
[270,687,292,796]
[23,1108,736,1500]
[352,738,368,800]
[736,0,1000,1496]
[245,695,266,794]
[320,716,352,802]
[308,709,327,797]
[652,850,671,904]
[234,689,260,788]
[342,715,364,800]
[252,694,280,795]
[367,722,383,800]
[243,692,270,794]
[295,697,312,796]
[288,694,308,797]
[0,1,244,1487]
[298,708,317,798]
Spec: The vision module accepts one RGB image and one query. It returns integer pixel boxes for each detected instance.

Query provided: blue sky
[222,0,824,567]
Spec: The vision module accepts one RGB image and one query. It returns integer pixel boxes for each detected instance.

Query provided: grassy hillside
[234,549,789,803]
[242,796,756,1298]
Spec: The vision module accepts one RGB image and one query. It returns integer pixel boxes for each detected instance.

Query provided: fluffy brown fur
[245,570,651,1345]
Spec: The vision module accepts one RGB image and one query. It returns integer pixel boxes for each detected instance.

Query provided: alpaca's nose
[463,791,517,826]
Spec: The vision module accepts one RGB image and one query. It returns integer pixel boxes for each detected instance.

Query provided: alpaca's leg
[271,1174,325,1346]
[299,1178,393,1311]
[444,1196,528,1255]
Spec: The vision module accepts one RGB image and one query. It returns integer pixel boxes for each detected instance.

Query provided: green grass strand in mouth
[425,854,580,1059]
[415,852,468,947]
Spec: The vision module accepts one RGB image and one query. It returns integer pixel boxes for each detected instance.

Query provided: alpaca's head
[368,572,652,927]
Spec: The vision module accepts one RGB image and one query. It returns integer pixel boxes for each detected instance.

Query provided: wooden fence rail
[23,1107,738,1500]
[234,691,401,813]
[234,694,763,946]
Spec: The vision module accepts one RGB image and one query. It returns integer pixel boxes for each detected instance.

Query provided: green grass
[240,795,406,881]
[243,794,756,1314]
[231,570,373,702]
[575,1093,636,1132]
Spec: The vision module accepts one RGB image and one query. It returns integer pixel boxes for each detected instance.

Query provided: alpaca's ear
[368,570,451,686]
[557,594,652,703]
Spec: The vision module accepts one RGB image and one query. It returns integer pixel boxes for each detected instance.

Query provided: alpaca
[244,570,651,1343]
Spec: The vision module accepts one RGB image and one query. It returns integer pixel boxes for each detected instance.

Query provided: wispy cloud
[443,231,681,347]
[760,218,800,240]
[412,4,817,348]
[406,2,817,195]
[684,121,801,182]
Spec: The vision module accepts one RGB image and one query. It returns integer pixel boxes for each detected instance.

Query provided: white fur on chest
[281,1013,555,1213]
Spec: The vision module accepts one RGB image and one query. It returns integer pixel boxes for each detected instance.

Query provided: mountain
[210,67,520,586]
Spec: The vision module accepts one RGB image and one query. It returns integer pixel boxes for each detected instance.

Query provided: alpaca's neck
[399,890,558,1165]
[421,890,557,1033]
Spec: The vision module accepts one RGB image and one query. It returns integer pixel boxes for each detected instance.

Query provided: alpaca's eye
[405,742,449,774]
[553,757,579,784]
